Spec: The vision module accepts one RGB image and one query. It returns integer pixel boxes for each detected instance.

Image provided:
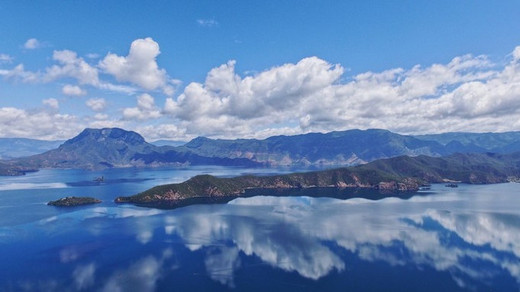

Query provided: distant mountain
[0,138,64,159]
[116,152,520,208]
[179,129,448,166]
[8,128,260,171]
[414,131,520,153]
[5,127,520,175]
[180,129,520,166]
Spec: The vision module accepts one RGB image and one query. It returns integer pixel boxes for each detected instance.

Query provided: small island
[48,196,102,207]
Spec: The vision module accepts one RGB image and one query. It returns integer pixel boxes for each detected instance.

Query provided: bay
[0,167,519,291]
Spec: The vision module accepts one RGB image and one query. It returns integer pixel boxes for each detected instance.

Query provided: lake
[1,166,519,291]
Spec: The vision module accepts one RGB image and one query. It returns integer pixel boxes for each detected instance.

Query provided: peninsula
[115,152,520,208]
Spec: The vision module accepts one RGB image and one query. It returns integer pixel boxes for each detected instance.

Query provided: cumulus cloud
[87,118,126,130]
[62,84,87,96]
[0,64,39,83]
[122,93,161,120]
[3,39,520,140]
[0,107,81,140]
[44,50,100,85]
[85,98,106,111]
[99,38,175,95]
[1,48,136,94]
[24,38,40,49]
[135,123,189,141]
[164,57,343,137]
[162,45,520,138]
[93,113,109,120]
[42,98,59,109]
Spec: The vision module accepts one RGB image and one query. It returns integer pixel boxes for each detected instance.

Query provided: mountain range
[179,129,520,165]
[2,127,520,175]
[6,128,259,173]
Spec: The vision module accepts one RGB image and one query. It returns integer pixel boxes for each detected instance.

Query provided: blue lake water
[1,166,519,291]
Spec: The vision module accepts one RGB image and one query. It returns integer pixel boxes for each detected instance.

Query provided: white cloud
[0,50,136,95]
[162,45,520,139]
[97,82,137,95]
[164,56,344,137]
[512,46,520,62]
[197,19,219,27]
[0,54,13,63]
[62,84,87,96]
[122,93,161,120]
[24,38,40,49]
[135,123,189,141]
[0,64,39,83]
[87,118,126,130]
[42,98,59,109]
[4,39,520,140]
[0,107,81,140]
[45,50,100,85]
[86,98,106,112]
[99,37,174,95]
[93,113,109,120]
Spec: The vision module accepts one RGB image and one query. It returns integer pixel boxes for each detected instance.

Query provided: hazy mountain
[180,129,520,166]
[5,127,520,175]
[9,128,259,171]
[414,131,520,153]
[0,138,64,159]
[180,129,448,166]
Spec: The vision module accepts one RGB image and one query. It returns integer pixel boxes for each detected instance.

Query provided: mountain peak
[64,128,146,146]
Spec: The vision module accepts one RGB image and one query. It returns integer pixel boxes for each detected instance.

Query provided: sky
[1,0,520,141]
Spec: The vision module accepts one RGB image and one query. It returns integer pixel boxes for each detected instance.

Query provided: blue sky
[1,1,520,140]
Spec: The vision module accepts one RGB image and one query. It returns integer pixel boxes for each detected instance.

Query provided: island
[48,196,102,207]
[115,152,520,209]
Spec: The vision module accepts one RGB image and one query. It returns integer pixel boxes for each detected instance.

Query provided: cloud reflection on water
[6,184,520,290]
[164,187,520,288]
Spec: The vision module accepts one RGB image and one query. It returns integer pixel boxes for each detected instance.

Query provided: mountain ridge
[5,128,260,172]
[3,127,520,175]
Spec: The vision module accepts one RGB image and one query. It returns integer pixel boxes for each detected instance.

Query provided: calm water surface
[0,167,519,291]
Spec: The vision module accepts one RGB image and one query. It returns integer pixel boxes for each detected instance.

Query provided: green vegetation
[116,152,520,208]
[48,196,102,207]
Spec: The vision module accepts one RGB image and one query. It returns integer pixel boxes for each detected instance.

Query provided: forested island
[48,196,102,207]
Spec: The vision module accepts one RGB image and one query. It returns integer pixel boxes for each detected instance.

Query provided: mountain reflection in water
[1,183,519,291]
